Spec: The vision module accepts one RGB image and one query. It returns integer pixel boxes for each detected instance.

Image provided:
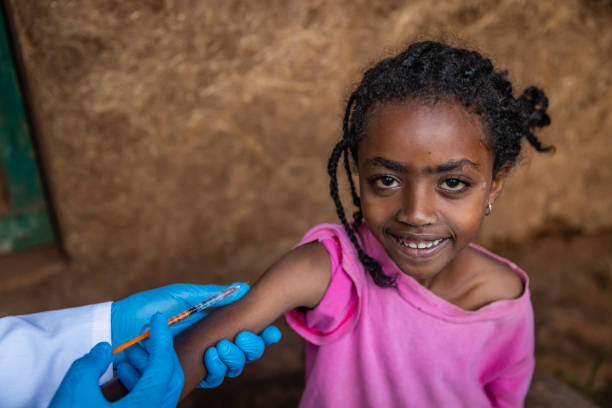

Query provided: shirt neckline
[357,223,530,323]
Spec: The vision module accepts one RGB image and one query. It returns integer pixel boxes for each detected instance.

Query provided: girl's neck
[412,244,472,295]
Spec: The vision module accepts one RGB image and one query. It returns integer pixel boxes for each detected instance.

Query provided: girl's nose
[395,184,437,227]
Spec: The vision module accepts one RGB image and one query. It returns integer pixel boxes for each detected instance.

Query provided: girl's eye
[440,178,468,192]
[373,176,399,189]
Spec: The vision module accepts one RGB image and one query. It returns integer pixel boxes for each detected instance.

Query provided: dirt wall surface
[1,0,611,406]
[4,0,612,297]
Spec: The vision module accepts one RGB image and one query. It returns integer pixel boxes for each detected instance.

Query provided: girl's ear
[488,165,510,205]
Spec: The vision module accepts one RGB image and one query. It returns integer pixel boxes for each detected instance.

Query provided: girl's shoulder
[452,244,526,311]
[260,239,333,311]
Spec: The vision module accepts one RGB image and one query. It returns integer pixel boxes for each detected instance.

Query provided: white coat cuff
[92,301,114,383]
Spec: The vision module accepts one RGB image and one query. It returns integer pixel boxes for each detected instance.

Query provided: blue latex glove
[111,283,281,388]
[119,325,282,389]
[49,313,182,408]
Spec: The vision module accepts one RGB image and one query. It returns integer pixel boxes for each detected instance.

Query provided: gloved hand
[119,325,282,389]
[111,283,281,388]
[49,313,182,408]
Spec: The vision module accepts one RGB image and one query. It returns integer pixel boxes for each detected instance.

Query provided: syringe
[112,284,241,354]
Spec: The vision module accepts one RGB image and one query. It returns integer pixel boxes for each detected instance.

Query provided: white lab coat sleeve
[0,302,113,408]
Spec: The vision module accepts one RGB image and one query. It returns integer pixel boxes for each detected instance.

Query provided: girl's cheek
[465,206,488,233]
[363,195,397,223]
[448,200,487,237]
[363,200,388,222]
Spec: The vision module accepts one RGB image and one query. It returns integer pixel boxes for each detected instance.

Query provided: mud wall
[4,0,611,299]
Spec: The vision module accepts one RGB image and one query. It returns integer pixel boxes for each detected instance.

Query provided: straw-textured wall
[5,0,611,299]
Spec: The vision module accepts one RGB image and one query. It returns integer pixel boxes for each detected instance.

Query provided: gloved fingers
[260,325,282,345]
[116,361,141,391]
[129,313,176,398]
[217,339,245,378]
[141,312,173,370]
[233,327,281,362]
[49,342,112,407]
[166,353,184,407]
[71,342,113,386]
[198,347,227,388]
[121,313,183,408]
[124,343,149,373]
[234,331,265,362]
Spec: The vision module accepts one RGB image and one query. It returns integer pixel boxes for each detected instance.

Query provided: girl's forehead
[360,100,492,166]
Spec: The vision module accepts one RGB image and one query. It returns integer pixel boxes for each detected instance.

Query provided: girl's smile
[388,232,449,259]
[357,99,507,285]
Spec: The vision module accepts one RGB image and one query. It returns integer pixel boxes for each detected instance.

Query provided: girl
[119,41,553,407]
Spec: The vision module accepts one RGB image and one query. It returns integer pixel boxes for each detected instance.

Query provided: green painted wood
[0,211,53,252]
[0,5,54,253]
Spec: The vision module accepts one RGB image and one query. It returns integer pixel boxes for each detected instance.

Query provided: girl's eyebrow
[364,157,406,172]
[426,159,480,173]
[364,157,479,173]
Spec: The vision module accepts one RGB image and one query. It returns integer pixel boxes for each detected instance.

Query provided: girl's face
[357,100,507,284]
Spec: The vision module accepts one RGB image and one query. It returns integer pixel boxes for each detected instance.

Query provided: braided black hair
[328,41,553,288]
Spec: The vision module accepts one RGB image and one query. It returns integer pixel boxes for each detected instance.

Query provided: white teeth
[400,238,444,249]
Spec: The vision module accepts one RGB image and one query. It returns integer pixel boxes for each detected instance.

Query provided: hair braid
[518,86,555,153]
[328,140,395,287]
[341,94,363,224]
[343,148,362,224]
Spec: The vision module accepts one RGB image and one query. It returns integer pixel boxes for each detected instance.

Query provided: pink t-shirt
[286,223,534,408]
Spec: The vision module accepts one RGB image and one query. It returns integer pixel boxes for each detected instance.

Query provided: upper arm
[174,240,331,397]
[253,240,332,310]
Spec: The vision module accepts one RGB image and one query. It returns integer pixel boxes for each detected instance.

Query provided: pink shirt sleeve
[285,228,362,345]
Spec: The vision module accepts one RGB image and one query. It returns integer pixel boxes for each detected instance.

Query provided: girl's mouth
[389,233,449,258]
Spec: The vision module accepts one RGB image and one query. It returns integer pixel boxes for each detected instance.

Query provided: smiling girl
[123,41,553,407]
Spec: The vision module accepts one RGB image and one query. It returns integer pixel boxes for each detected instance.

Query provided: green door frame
[0,4,55,253]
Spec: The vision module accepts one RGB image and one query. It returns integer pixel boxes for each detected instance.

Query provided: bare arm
[102,240,331,401]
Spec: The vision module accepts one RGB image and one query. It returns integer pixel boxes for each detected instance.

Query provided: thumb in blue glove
[48,342,113,407]
[49,313,182,408]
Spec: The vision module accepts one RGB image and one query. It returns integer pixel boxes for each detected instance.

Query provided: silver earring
[485,202,493,216]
